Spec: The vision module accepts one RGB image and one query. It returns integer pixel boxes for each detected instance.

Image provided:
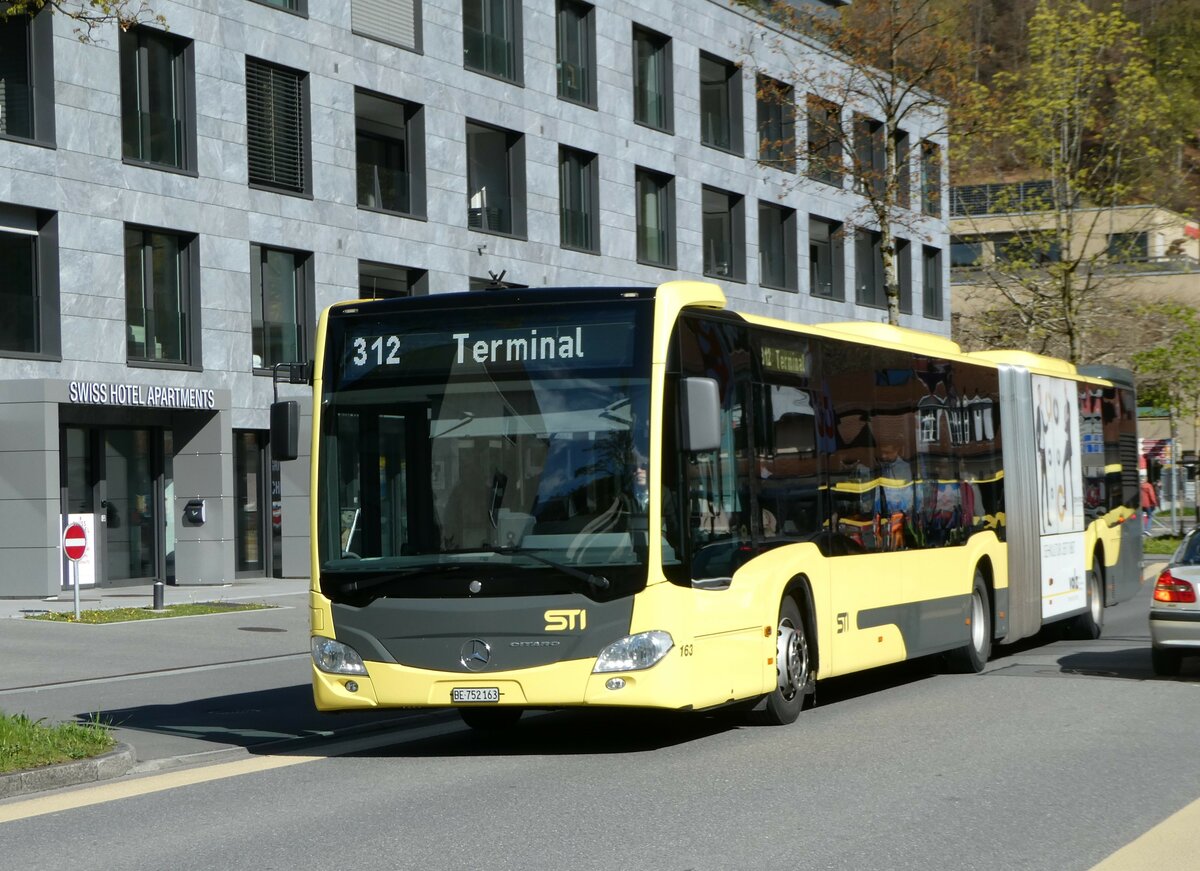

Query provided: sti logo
[544,609,587,631]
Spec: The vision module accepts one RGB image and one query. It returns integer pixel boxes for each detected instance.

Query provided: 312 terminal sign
[343,321,636,377]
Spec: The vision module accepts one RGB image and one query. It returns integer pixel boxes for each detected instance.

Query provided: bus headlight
[593,631,674,673]
[311,636,367,675]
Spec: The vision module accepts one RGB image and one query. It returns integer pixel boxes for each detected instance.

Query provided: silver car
[1150,530,1200,675]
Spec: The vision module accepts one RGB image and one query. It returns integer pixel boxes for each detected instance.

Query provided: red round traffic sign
[63,522,87,561]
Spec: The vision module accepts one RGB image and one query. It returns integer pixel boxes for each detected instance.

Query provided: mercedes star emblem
[460,639,491,672]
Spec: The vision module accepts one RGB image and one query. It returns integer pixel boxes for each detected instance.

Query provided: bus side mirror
[271,400,300,461]
[681,377,721,452]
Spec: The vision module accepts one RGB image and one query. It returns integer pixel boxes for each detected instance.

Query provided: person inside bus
[874,427,914,551]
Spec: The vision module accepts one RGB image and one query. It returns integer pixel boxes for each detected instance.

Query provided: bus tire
[459,707,523,731]
[947,570,991,674]
[758,597,813,725]
[1067,566,1104,640]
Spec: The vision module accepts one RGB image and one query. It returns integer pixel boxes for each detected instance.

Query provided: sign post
[63,522,87,621]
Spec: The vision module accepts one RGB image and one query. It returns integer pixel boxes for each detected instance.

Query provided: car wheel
[459,707,523,731]
[947,570,991,673]
[758,597,813,726]
[1151,646,1182,677]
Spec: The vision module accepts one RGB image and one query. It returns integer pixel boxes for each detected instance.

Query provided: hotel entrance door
[61,426,174,587]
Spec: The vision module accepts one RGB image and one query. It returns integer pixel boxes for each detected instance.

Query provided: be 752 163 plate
[452,687,500,703]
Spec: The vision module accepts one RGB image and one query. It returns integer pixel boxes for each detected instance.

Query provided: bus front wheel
[758,597,813,725]
[947,571,991,674]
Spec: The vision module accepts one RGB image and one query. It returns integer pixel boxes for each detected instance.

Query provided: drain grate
[238,626,287,633]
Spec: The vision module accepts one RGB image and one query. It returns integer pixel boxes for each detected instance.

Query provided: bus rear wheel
[947,570,991,674]
[1067,567,1104,640]
[758,597,813,725]
[459,707,523,731]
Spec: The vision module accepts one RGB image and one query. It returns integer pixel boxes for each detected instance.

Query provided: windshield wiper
[485,546,611,592]
[329,564,465,595]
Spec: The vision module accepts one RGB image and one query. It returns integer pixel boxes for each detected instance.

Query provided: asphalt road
[2,569,1198,870]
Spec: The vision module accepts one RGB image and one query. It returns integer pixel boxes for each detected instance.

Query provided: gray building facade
[0,0,948,597]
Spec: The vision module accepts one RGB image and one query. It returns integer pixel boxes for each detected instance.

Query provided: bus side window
[758,383,821,541]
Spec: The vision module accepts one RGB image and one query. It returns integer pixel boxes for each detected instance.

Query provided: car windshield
[316,299,653,592]
[1176,533,1200,566]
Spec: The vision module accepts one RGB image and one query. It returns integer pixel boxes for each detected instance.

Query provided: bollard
[152,580,165,611]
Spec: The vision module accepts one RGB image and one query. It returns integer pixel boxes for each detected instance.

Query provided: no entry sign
[63,522,87,561]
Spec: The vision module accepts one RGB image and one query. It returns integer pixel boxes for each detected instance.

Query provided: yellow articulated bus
[274,280,1142,729]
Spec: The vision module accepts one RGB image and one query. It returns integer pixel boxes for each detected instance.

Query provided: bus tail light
[593,631,673,673]
[1154,570,1197,604]
[311,636,368,675]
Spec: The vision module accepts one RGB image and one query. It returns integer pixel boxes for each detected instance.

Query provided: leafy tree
[3,0,163,41]
[741,0,985,325]
[952,0,1176,364]
[1130,303,1200,427]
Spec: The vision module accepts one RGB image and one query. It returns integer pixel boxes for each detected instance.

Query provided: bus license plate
[452,687,500,703]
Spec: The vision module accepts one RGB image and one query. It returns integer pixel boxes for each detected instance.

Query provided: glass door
[235,430,267,575]
[103,428,158,583]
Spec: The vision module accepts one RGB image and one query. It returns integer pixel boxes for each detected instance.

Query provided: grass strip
[0,712,115,774]
[27,601,275,624]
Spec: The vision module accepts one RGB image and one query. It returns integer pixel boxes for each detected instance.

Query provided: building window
[246,58,310,194]
[894,129,910,210]
[922,245,943,320]
[635,167,675,268]
[700,53,741,154]
[125,226,198,365]
[757,75,795,172]
[992,231,1060,264]
[120,27,195,171]
[1107,231,1149,261]
[897,237,912,314]
[466,120,525,237]
[809,216,843,300]
[251,0,305,12]
[359,260,428,299]
[806,95,842,187]
[557,0,594,106]
[854,115,884,198]
[356,89,425,217]
[559,146,599,253]
[251,244,312,369]
[855,228,884,308]
[950,235,983,267]
[464,0,521,83]
[0,204,58,358]
[633,25,672,132]
[702,186,744,280]
[352,0,419,51]
[0,8,54,144]
[759,201,797,291]
[921,140,941,217]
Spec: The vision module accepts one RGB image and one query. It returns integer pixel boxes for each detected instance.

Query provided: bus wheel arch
[947,564,992,674]
[756,579,817,725]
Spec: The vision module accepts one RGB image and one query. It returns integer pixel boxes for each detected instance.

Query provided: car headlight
[593,630,674,673]
[311,636,367,675]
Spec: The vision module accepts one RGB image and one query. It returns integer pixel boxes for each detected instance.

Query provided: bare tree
[740,0,983,324]
[3,0,163,41]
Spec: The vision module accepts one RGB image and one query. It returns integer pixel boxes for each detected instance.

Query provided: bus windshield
[317,298,653,595]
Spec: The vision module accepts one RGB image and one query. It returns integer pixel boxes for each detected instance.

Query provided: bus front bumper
[312,653,694,712]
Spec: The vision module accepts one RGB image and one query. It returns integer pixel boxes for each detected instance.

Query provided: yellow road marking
[1089,796,1200,870]
[0,717,462,825]
[0,753,320,824]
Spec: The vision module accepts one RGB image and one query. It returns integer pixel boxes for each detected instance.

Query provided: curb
[0,743,136,800]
